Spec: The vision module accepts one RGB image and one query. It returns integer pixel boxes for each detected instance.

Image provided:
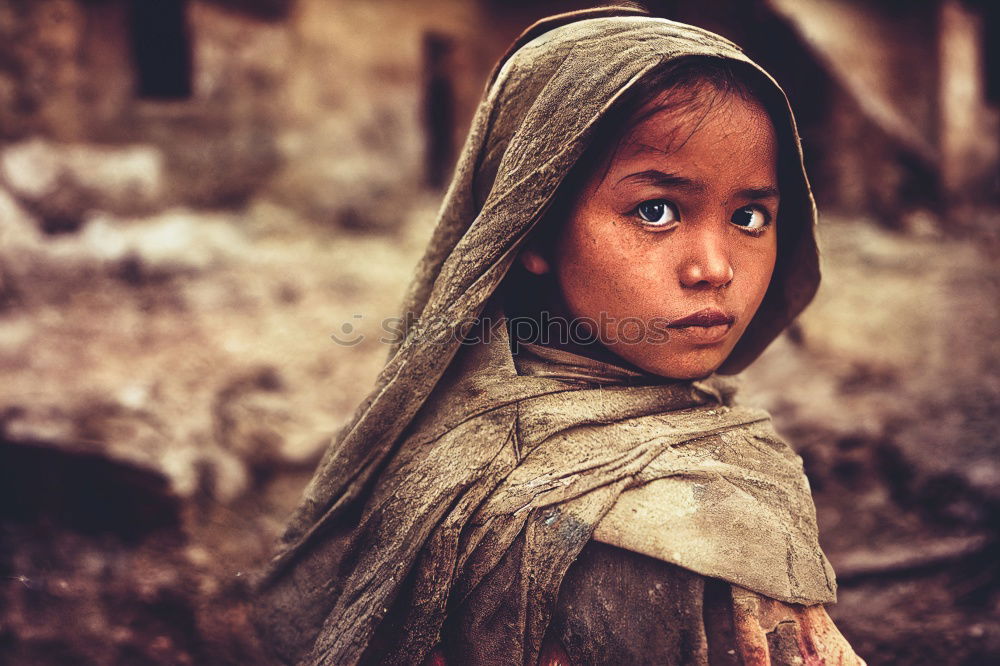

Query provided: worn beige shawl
[254,8,833,666]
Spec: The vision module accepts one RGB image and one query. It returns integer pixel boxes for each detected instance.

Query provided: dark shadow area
[0,440,181,541]
[130,0,193,100]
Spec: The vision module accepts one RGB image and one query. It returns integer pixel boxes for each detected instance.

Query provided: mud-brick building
[0,0,502,229]
[0,0,996,232]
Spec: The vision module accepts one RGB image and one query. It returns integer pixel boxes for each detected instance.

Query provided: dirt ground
[1,194,998,664]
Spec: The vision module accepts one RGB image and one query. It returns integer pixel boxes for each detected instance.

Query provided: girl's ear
[519,247,551,275]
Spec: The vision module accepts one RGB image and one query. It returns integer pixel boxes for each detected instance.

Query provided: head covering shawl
[254,7,830,665]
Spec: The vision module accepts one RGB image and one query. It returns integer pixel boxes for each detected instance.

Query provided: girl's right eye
[633,199,680,228]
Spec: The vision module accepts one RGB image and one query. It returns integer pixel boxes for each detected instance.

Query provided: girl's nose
[677,231,734,289]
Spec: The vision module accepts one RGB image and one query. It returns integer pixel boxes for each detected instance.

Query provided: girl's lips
[667,308,735,328]
[666,308,735,345]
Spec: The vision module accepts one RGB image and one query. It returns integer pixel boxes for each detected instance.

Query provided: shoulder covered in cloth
[452,313,838,606]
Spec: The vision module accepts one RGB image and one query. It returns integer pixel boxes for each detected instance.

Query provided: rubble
[1,139,166,225]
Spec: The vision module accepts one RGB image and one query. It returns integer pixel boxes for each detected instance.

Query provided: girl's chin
[612,345,730,380]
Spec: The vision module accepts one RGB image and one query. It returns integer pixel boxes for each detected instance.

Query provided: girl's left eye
[730,206,771,232]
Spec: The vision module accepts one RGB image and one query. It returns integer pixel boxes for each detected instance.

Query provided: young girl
[254,7,865,665]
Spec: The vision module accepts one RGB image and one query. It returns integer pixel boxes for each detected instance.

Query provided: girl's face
[522,86,779,379]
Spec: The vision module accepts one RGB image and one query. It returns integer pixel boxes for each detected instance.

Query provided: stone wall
[0,0,500,227]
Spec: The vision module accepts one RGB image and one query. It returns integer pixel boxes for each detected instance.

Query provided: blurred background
[0,0,997,663]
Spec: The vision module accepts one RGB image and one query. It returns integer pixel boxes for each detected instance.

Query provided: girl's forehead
[606,91,778,178]
[624,89,772,152]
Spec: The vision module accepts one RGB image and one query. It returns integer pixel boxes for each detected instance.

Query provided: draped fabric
[252,8,842,665]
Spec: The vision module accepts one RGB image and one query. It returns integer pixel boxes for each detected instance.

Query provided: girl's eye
[634,199,680,227]
[731,205,771,232]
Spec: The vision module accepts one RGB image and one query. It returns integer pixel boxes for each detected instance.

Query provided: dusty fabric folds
[254,8,829,666]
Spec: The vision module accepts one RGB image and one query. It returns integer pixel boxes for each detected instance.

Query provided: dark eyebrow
[615,169,707,193]
[615,170,780,201]
[737,186,780,201]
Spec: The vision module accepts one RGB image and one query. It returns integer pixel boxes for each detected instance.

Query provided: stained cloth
[451,540,857,666]
[253,8,843,666]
